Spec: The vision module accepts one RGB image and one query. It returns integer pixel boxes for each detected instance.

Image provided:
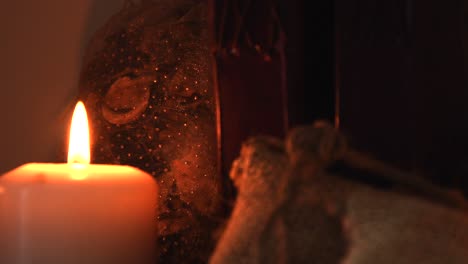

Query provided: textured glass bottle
[79,1,221,262]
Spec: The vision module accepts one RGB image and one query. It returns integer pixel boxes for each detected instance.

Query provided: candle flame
[68,101,90,164]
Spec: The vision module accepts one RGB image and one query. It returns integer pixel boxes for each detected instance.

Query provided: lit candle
[0,102,158,264]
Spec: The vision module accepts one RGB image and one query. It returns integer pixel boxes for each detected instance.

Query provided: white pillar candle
[0,102,158,264]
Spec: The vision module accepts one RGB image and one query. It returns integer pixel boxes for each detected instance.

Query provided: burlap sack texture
[210,122,468,264]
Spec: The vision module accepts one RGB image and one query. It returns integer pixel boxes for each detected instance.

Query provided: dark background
[336,0,468,193]
[215,0,468,195]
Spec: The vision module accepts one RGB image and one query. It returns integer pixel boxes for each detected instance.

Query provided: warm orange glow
[68,101,90,164]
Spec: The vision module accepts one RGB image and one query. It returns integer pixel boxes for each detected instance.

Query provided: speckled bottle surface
[79,1,222,262]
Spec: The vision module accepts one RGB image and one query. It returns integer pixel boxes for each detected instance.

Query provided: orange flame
[68,101,90,164]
